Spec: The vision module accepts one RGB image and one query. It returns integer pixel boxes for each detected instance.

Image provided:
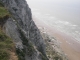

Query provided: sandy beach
[33,17,80,60]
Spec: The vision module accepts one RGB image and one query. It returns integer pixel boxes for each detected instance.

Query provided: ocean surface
[26,0,80,43]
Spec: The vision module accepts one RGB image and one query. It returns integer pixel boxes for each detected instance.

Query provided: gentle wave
[32,8,80,43]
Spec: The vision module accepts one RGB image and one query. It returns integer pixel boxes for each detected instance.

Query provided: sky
[26,0,80,3]
[26,0,80,8]
[26,0,80,25]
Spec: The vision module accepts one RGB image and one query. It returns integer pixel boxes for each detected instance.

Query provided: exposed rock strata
[0,0,48,60]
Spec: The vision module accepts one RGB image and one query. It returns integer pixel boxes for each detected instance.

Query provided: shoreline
[33,17,80,60]
[40,28,68,60]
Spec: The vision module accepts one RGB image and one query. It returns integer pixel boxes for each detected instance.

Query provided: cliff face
[0,0,48,60]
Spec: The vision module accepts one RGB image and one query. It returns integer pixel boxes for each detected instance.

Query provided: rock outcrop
[0,0,48,60]
[40,28,68,60]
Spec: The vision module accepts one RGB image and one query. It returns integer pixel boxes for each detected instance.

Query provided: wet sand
[33,17,80,60]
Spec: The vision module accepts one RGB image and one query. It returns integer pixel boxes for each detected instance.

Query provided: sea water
[27,0,80,43]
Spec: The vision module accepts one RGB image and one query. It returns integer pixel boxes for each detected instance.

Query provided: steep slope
[0,5,18,60]
[0,29,18,60]
[0,0,48,60]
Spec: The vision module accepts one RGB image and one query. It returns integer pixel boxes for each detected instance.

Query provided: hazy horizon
[26,0,80,25]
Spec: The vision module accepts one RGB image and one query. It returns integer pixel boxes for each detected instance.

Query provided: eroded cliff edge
[0,0,48,60]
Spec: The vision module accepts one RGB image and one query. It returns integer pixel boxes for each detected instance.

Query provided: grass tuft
[0,49,9,60]
[0,7,10,18]
[0,29,15,60]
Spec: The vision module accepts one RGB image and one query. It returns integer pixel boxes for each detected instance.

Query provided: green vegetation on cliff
[0,29,15,60]
[0,2,10,18]
[0,2,4,7]
[0,3,10,28]
[0,3,18,60]
[0,7,10,18]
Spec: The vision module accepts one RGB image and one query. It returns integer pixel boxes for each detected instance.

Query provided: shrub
[0,49,9,60]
